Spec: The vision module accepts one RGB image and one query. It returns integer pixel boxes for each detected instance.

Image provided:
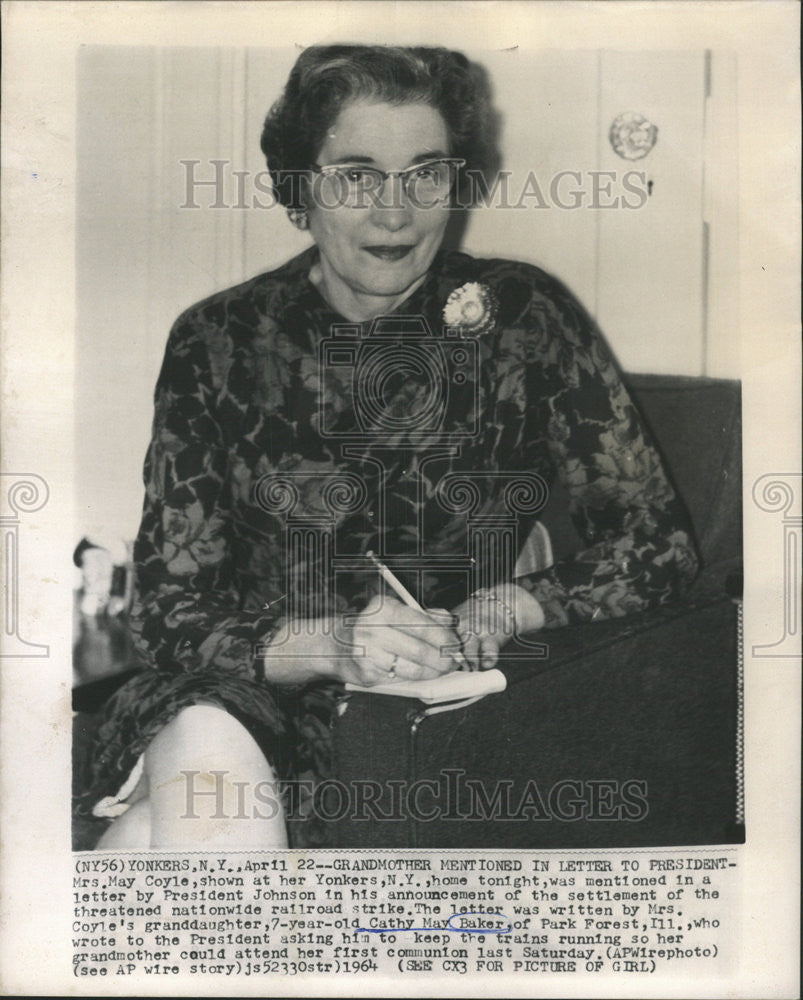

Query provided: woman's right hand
[336,595,462,687]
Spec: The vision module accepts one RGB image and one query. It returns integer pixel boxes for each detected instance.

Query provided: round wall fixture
[609,112,658,160]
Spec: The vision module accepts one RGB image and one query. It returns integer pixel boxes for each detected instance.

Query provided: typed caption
[72,849,737,982]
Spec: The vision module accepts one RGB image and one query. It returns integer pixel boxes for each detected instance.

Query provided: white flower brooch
[442,282,497,336]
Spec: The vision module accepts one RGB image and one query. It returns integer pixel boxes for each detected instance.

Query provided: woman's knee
[151,704,247,756]
[147,703,272,781]
[142,706,287,847]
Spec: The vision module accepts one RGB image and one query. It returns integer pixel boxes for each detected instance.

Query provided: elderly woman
[86,44,697,849]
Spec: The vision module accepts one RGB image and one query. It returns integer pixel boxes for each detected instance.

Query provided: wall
[76,45,739,542]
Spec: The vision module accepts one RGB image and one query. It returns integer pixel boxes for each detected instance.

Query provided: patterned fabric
[84,246,698,845]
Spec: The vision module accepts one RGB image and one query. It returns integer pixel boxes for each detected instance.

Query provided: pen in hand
[365,551,471,671]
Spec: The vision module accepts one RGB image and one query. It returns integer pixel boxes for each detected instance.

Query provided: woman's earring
[287,209,309,231]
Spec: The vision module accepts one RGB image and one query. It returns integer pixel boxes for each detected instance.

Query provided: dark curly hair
[260,44,496,209]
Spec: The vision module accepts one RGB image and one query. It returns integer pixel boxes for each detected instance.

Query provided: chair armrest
[504,557,743,685]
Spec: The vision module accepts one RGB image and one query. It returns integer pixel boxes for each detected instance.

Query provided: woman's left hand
[450,598,508,671]
[457,624,505,671]
[451,584,546,671]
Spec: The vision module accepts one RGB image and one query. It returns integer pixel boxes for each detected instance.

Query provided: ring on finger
[388,652,399,677]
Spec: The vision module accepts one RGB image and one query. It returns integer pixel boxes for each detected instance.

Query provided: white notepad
[345,668,507,705]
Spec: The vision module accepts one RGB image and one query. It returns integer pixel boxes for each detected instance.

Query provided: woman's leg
[97,705,288,849]
[146,705,288,848]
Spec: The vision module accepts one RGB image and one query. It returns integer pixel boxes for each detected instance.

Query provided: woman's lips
[363,245,415,261]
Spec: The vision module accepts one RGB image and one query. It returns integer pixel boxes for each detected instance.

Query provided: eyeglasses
[308,158,465,208]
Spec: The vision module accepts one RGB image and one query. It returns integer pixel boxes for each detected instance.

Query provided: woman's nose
[371,177,412,230]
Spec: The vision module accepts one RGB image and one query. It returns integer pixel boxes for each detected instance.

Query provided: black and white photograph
[69,36,745,855]
[1,1,799,996]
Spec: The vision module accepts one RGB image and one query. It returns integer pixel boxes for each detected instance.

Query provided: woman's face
[306,99,452,317]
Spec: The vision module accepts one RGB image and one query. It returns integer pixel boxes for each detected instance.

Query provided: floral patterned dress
[82,246,698,845]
